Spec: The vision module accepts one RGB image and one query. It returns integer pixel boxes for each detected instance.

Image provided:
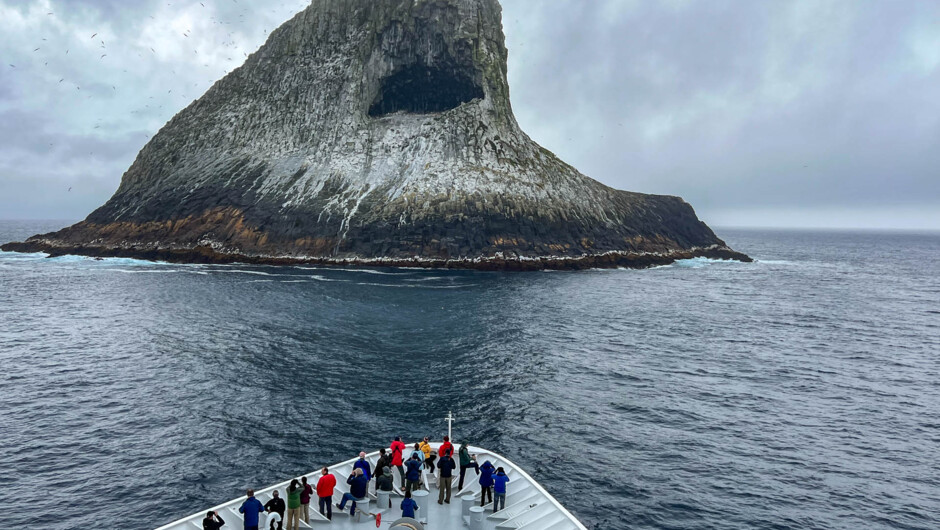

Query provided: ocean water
[1,220,938,530]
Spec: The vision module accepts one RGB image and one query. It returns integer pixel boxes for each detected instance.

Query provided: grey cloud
[0,0,937,229]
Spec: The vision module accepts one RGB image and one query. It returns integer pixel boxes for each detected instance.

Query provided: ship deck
[156,444,585,530]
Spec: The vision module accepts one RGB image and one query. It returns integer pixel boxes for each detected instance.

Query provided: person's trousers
[494,493,506,512]
[244,526,259,530]
[438,476,452,503]
[406,478,421,493]
[318,496,332,520]
[396,465,405,487]
[458,463,479,490]
[480,486,493,506]
[286,507,301,530]
[301,502,309,523]
[339,493,364,515]
[425,455,437,473]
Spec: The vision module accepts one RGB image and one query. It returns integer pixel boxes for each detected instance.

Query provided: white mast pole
[446,411,454,440]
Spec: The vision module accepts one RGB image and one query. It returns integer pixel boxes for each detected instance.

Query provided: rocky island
[3,0,750,271]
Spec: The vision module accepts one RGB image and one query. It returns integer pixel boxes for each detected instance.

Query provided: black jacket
[264,497,285,515]
[203,514,225,530]
[375,454,392,476]
[438,455,457,478]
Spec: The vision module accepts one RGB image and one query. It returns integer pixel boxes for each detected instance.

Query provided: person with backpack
[493,467,510,512]
[438,436,454,460]
[390,436,406,488]
[238,489,265,530]
[375,448,392,481]
[478,460,496,506]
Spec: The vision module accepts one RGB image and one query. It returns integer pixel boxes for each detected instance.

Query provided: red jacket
[439,441,454,458]
[316,473,336,498]
[390,440,406,466]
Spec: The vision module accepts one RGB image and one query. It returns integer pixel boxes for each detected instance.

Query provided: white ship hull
[156,443,586,530]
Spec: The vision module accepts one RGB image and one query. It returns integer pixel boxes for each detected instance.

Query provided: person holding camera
[202,510,225,530]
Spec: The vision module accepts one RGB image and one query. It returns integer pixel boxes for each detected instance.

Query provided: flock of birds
[6,0,310,192]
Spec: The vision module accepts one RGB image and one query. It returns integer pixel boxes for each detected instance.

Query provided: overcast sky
[1,0,938,229]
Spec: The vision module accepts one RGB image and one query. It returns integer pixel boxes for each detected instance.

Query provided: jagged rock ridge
[3,0,750,270]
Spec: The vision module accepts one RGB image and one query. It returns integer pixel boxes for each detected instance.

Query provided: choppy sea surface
[1,220,939,530]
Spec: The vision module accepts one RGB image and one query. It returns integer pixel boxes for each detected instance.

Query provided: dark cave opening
[368,65,484,117]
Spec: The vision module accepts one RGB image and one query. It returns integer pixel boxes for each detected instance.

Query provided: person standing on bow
[437,451,457,504]
[285,479,303,530]
[316,467,336,520]
[238,490,264,530]
[263,490,285,530]
[390,436,407,488]
[493,467,511,512]
[458,443,480,491]
[478,460,496,506]
[299,476,313,523]
[405,453,423,493]
[203,511,225,530]
[419,437,436,474]
[438,435,454,460]
[375,448,392,482]
[401,490,419,519]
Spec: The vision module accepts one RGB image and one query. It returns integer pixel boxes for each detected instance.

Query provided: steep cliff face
[3,0,750,269]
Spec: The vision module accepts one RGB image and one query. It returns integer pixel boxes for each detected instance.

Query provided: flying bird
[34,47,40,51]
[8,64,14,68]
[100,54,107,59]
[91,33,97,39]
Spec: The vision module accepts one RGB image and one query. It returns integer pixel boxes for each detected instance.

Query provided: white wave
[673,257,741,269]
[355,282,475,289]
[104,269,181,274]
[0,251,49,260]
[224,269,276,276]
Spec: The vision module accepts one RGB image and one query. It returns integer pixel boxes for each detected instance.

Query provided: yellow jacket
[419,441,432,458]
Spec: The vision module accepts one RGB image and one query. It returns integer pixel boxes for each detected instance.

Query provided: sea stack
[3,0,750,270]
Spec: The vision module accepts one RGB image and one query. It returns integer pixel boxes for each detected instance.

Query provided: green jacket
[287,486,302,509]
[459,445,471,466]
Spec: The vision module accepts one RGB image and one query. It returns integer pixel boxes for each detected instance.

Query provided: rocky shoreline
[1,240,750,272]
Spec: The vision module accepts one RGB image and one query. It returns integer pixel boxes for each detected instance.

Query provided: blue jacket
[405,458,423,481]
[238,497,264,526]
[353,459,372,481]
[401,497,419,518]
[479,461,496,487]
[347,474,369,499]
[494,471,510,494]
